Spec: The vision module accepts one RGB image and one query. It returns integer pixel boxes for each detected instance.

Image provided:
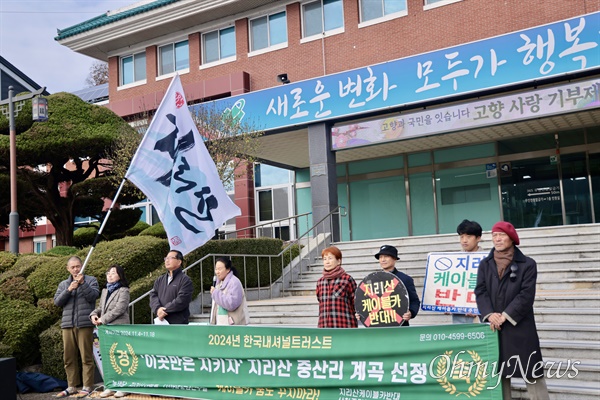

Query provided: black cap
[374,245,399,260]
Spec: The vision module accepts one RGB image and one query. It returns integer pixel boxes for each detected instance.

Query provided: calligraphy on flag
[125,74,241,255]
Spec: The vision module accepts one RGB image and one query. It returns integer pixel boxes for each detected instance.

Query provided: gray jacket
[54,275,100,329]
[90,286,130,325]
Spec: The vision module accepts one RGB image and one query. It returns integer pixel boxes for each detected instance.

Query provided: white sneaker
[100,389,115,398]
[114,391,127,398]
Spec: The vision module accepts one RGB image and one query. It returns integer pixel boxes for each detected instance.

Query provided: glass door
[500,157,561,228]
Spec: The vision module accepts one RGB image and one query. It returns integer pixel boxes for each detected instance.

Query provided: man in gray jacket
[54,256,100,398]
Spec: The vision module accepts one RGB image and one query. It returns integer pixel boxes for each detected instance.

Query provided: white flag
[125,75,241,255]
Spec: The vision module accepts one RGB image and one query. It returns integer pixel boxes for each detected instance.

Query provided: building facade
[57,0,600,240]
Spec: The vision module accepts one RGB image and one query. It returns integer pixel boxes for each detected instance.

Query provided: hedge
[39,323,65,380]
[28,236,170,300]
[138,222,167,238]
[45,246,79,257]
[0,251,17,273]
[73,226,99,249]
[124,220,150,237]
[0,297,53,367]
[0,277,35,303]
[0,255,55,286]
[0,235,302,375]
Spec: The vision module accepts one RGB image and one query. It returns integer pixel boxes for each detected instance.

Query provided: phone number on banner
[419,331,486,342]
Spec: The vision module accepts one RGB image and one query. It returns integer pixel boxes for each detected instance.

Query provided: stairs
[190,224,600,399]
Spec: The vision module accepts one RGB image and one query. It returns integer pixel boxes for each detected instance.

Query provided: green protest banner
[99,323,502,400]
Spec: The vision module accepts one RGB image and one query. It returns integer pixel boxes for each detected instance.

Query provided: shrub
[139,222,167,239]
[128,267,165,324]
[102,208,143,240]
[0,297,52,367]
[0,277,35,303]
[184,238,292,296]
[39,323,65,380]
[45,246,79,257]
[125,220,150,237]
[37,298,62,321]
[0,255,56,286]
[73,226,99,248]
[0,251,17,273]
[28,236,169,299]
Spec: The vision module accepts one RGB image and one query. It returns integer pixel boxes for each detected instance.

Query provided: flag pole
[79,178,127,275]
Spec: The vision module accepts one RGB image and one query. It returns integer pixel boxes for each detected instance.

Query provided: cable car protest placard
[421,252,487,314]
[355,271,409,327]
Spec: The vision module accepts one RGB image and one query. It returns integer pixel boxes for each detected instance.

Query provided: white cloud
[0,0,133,93]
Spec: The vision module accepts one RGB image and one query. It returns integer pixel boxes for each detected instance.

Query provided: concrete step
[511,375,600,400]
[539,339,600,361]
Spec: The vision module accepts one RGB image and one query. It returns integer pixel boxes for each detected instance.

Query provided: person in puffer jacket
[54,256,100,398]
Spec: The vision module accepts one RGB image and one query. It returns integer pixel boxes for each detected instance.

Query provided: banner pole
[80,178,127,275]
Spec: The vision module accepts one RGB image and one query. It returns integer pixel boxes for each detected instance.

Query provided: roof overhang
[56,0,283,60]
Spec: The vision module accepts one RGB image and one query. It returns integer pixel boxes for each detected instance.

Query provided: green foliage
[26,257,67,300]
[0,277,34,303]
[0,297,52,367]
[125,220,150,237]
[45,246,79,257]
[0,91,140,246]
[39,323,65,380]
[0,235,302,373]
[0,254,55,286]
[139,222,167,239]
[185,238,291,296]
[103,208,143,240]
[128,267,165,324]
[27,235,169,299]
[73,226,99,249]
[37,298,62,321]
[0,251,17,273]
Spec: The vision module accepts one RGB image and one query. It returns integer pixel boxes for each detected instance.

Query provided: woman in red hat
[475,221,549,400]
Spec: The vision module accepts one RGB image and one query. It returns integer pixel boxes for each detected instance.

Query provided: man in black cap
[375,245,420,326]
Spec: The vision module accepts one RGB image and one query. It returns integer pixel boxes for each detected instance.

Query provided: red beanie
[492,221,520,245]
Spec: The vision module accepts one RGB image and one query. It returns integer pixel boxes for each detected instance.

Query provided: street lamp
[0,86,47,254]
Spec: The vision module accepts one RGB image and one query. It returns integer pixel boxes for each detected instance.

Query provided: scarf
[322,265,346,280]
[493,246,514,278]
[107,281,121,298]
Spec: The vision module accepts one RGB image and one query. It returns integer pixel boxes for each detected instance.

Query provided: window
[203,26,236,64]
[302,0,343,38]
[120,51,146,85]
[34,238,47,254]
[360,0,406,23]
[424,0,463,9]
[158,40,189,75]
[250,11,287,52]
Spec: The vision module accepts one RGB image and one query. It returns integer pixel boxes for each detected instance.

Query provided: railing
[128,206,346,324]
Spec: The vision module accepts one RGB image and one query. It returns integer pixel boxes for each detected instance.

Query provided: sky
[0,0,136,94]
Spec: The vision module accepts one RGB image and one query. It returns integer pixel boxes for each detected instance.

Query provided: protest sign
[354,271,409,327]
[421,252,487,314]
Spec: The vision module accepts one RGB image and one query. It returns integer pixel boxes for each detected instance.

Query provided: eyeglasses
[509,264,518,280]
[164,256,179,261]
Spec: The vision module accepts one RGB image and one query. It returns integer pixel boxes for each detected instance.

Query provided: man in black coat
[150,250,194,324]
[475,221,549,400]
[374,245,420,326]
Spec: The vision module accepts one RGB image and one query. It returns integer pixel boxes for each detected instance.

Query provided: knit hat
[492,221,520,245]
[374,245,399,260]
